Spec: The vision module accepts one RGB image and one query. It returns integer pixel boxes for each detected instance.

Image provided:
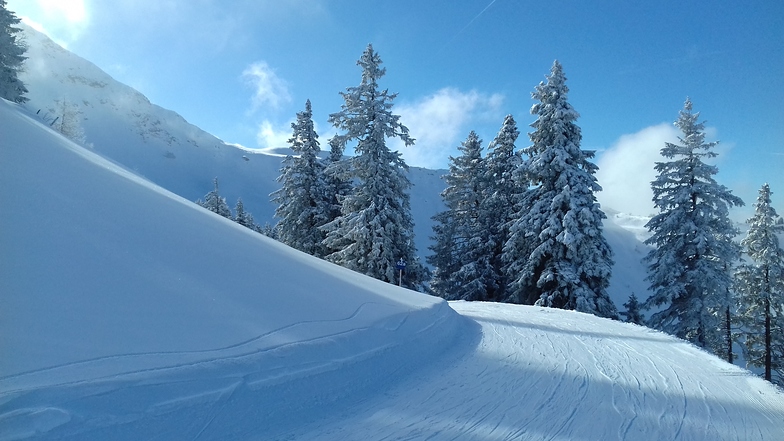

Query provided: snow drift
[0,99,464,439]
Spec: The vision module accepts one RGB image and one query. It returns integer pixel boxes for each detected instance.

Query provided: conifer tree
[197,177,232,219]
[272,100,330,257]
[322,44,423,288]
[480,115,521,302]
[621,293,645,325]
[0,1,28,103]
[643,98,743,351]
[504,61,617,319]
[429,131,491,300]
[735,183,784,385]
[322,136,352,228]
[234,198,258,231]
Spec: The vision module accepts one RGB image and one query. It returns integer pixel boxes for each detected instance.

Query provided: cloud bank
[391,88,504,169]
[595,123,679,216]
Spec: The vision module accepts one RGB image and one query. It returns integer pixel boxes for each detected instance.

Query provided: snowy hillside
[0,98,462,439]
[16,24,446,262]
[15,24,651,309]
[3,98,784,440]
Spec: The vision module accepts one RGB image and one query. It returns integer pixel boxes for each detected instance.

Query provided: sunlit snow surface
[3,98,784,440]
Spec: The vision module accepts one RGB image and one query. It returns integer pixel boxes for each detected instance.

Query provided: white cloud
[9,0,88,46]
[41,0,86,23]
[256,120,291,149]
[242,61,291,112]
[595,123,679,217]
[391,88,504,169]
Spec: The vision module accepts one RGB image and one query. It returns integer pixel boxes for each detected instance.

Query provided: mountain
[16,24,446,262]
[16,24,651,310]
[2,97,783,439]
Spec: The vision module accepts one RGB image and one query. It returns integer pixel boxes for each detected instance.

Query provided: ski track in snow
[0,301,401,391]
[288,302,784,441]
[4,301,782,440]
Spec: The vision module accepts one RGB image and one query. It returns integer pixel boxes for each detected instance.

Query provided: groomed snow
[2,87,784,439]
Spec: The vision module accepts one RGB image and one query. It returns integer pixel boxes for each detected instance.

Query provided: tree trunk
[765,266,772,382]
[726,305,733,364]
[765,295,772,382]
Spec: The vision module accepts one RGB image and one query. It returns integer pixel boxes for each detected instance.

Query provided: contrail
[441,0,498,51]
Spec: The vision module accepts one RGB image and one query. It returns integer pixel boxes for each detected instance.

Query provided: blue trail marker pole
[396,258,406,286]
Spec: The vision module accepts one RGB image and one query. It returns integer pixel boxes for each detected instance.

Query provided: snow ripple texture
[291,302,784,441]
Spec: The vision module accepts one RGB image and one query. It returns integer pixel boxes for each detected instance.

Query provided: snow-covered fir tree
[272,100,330,257]
[53,100,87,145]
[234,198,258,231]
[197,177,232,219]
[478,115,522,302]
[322,136,352,231]
[0,1,28,103]
[621,293,645,325]
[322,44,423,288]
[504,61,617,319]
[428,131,493,300]
[643,98,744,352]
[735,183,784,385]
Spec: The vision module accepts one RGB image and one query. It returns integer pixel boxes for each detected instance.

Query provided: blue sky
[8,0,783,218]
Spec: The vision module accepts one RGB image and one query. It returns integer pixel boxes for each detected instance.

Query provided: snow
[3,98,784,440]
[0,99,460,439]
[3,26,784,440]
[294,301,784,440]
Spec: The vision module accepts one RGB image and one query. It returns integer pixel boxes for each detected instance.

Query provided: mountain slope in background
[0,98,464,439]
[17,25,651,306]
[17,24,446,265]
[2,98,783,439]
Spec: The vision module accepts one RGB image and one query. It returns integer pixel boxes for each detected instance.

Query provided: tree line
[264,45,783,386]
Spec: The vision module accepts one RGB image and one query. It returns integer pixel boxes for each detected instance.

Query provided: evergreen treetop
[735,183,784,384]
[504,61,616,318]
[198,177,232,219]
[0,0,28,103]
[643,98,743,350]
[322,44,423,288]
[429,131,493,300]
[272,100,331,257]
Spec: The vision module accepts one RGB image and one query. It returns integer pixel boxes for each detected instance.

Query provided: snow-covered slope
[17,25,653,308]
[296,301,784,440]
[19,23,282,221]
[3,98,784,439]
[0,99,462,439]
[16,24,445,258]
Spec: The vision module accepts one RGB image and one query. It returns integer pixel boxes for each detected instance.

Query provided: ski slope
[3,98,784,440]
[294,302,784,440]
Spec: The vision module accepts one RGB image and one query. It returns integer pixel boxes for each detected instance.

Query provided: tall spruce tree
[429,131,491,300]
[322,44,423,288]
[643,98,743,351]
[272,100,330,257]
[735,183,784,385]
[480,115,521,302]
[0,1,28,103]
[504,61,617,318]
[197,178,232,219]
